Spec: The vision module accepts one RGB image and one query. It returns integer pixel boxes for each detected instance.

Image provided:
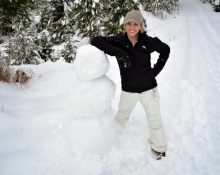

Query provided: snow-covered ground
[0,0,220,174]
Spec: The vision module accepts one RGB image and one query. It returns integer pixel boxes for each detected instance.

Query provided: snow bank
[1,1,220,174]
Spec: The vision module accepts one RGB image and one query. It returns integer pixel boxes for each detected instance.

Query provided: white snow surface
[74,44,109,80]
[0,0,220,174]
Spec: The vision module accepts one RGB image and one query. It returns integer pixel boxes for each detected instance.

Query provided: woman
[91,10,170,160]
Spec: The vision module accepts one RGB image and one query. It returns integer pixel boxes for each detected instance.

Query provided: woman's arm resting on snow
[91,36,131,68]
[91,36,127,58]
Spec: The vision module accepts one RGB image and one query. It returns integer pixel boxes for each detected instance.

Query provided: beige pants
[115,88,167,152]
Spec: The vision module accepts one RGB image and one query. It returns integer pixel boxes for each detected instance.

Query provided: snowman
[64,44,116,156]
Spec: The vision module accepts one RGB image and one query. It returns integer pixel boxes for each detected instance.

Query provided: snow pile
[73,45,109,80]
[0,1,220,175]
[64,44,116,156]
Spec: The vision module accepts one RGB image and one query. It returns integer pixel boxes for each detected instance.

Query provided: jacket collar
[123,31,146,45]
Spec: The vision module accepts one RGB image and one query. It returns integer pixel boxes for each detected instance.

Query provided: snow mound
[69,77,115,117]
[64,114,115,155]
[73,44,109,80]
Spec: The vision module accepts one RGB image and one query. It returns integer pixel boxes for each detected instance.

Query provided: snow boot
[151,149,166,160]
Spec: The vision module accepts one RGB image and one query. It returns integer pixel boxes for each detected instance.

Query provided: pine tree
[152,0,179,15]
[47,0,65,44]
[34,0,77,62]
[139,0,179,17]
[60,38,78,63]
[4,0,57,64]
[4,23,42,65]
[214,0,220,12]
[201,0,220,12]
[2,0,42,64]
[2,0,79,65]
[35,0,60,61]
[70,0,103,40]
[139,0,153,12]
[0,0,35,35]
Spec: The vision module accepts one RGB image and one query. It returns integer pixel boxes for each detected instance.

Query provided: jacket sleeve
[90,36,127,58]
[150,37,170,77]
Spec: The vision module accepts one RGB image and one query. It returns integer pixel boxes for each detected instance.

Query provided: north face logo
[142,45,146,49]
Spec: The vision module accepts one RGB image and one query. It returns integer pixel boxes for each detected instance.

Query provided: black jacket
[91,31,170,93]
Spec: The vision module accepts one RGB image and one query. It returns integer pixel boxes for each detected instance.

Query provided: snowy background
[0,0,220,174]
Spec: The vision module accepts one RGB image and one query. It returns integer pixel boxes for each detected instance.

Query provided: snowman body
[65,44,116,155]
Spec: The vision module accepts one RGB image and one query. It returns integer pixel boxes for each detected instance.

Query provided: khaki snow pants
[115,88,167,152]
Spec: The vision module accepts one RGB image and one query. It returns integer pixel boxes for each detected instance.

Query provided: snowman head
[74,44,109,80]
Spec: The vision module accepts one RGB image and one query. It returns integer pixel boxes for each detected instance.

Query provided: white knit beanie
[124,10,144,25]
